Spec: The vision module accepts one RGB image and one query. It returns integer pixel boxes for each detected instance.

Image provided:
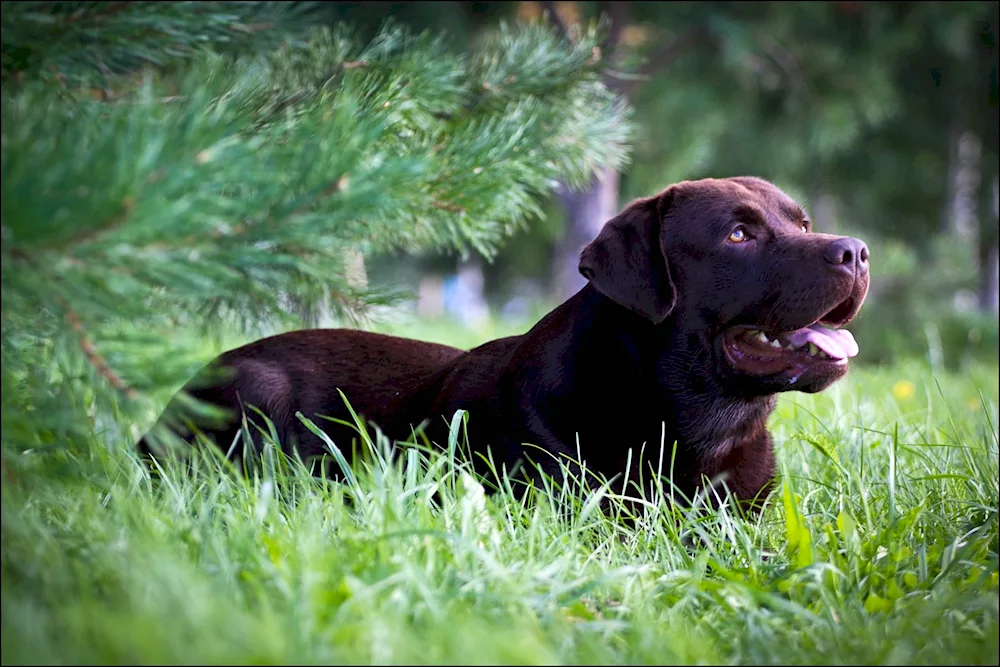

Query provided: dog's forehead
[730,177,805,218]
[670,177,806,223]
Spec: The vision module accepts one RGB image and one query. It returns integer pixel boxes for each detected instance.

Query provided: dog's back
[139,329,465,467]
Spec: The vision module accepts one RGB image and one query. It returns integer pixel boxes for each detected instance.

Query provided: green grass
[2,316,998,665]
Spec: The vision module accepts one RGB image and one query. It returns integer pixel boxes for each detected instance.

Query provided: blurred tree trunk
[979,244,999,313]
[544,1,625,300]
[943,124,962,235]
[553,167,620,300]
[978,175,999,313]
[543,1,700,300]
[973,7,998,313]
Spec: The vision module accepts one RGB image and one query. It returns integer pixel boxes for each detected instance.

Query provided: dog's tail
[136,433,156,459]
[136,359,274,474]
[135,414,190,473]
[134,380,210,471]
[135,383,245,473]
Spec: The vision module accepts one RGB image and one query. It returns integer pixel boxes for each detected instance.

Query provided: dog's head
[579,176,870,395]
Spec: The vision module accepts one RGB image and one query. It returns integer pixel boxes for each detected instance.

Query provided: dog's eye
[728,227,749,243]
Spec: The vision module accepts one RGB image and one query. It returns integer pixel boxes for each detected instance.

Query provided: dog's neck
[564,285,776,455]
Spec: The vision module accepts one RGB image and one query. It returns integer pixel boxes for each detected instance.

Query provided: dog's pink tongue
[784,325,859,360]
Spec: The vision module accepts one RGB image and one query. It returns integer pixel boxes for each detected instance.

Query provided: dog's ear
[578,189,676,324]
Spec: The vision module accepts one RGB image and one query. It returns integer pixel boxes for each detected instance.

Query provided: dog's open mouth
[722,299,860,376]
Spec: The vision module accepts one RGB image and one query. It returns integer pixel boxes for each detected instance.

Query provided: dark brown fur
[140,177,870,511]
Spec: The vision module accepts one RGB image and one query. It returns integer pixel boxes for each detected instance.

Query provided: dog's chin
[719,323,856,394]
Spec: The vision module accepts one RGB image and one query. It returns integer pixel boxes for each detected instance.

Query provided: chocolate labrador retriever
[139,176,869,510]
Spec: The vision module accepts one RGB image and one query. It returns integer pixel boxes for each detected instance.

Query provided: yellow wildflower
[892,380,916,401]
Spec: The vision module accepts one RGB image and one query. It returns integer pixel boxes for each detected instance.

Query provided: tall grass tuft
[2,361,998,665]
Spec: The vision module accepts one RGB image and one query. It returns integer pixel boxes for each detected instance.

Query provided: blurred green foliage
[345,2,1000,370]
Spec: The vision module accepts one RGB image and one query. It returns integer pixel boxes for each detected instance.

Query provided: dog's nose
[824,237,869,273]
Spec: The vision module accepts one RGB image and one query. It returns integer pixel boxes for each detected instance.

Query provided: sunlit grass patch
[2,360,997,665]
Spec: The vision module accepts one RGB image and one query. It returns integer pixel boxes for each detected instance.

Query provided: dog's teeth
[757,332,769,343]
[807,342,819,356]
[769,339,782,349]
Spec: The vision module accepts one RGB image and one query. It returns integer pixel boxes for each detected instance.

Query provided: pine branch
[57,196,136,252]
[62,300,139,400]
[1,19,634,419]
[1,1,325,84]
